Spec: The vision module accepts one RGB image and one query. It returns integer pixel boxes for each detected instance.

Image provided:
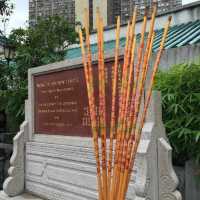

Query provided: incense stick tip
[144,7,148,17]
[134,5,138,13]
[117,15,120,20]
[84,8,88,13]
[153,0,158,6]
[117,16,120,25]
[168,16,172,22]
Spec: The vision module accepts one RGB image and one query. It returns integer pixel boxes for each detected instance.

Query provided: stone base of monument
[0,191,42,200]
[0,92,181,200]
[0,55,182,200]
[0,191,145,200]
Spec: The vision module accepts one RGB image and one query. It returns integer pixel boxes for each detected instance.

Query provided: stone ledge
[0,191,43,200]
[0,191,145,200]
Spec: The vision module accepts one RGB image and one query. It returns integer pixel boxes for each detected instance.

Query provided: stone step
[0,191,42,200]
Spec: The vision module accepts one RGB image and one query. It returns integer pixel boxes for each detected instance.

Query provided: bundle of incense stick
[79,4,171,200]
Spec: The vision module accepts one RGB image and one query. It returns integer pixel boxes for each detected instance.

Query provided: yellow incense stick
[97,15,108,200]
[79,29,103,200]
[116,8,138,199]
[107,15,121,195]
[110,21,131,200]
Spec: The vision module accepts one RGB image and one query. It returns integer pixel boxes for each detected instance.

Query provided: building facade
[75,0,115,30]
[29,0,75,26]
[29,0,114,29]
[29,0,182,29]
[120,0,182,23]
[111,0,121,24]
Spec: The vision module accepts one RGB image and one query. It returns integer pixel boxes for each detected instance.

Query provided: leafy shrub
[155,63,200,165]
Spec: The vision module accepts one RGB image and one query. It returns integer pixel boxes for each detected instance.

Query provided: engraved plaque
[34,61,122,136]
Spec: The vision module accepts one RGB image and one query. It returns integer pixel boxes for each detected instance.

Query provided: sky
[0,0,199,35]
[0,0,28,35]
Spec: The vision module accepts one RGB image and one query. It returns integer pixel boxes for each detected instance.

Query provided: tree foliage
[155,63,200,165]
[0,0,13,16]
[0,16,78,131]
[9,15,78,68]
[0,0,13,29]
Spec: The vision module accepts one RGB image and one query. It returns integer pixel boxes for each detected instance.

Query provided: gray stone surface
[185,160,200,200]
[174,166,185,200]
[2,101,29,197]
[158,138,182,200]
[158,44,200,70]
[0,191,42,200]
[3,121,28,197]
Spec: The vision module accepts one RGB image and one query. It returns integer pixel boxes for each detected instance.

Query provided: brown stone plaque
[34,61,122,137]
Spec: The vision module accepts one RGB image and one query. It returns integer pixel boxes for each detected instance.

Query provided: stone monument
[0,54,181,200]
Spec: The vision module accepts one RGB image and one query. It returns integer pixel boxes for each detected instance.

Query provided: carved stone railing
[3,121,28,197]
[127,91,182,200]
[2,100,29,197]
[158,138,182,200]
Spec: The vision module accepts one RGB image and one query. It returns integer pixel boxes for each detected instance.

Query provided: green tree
[0,16,78,131]
[9,15,78,69]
